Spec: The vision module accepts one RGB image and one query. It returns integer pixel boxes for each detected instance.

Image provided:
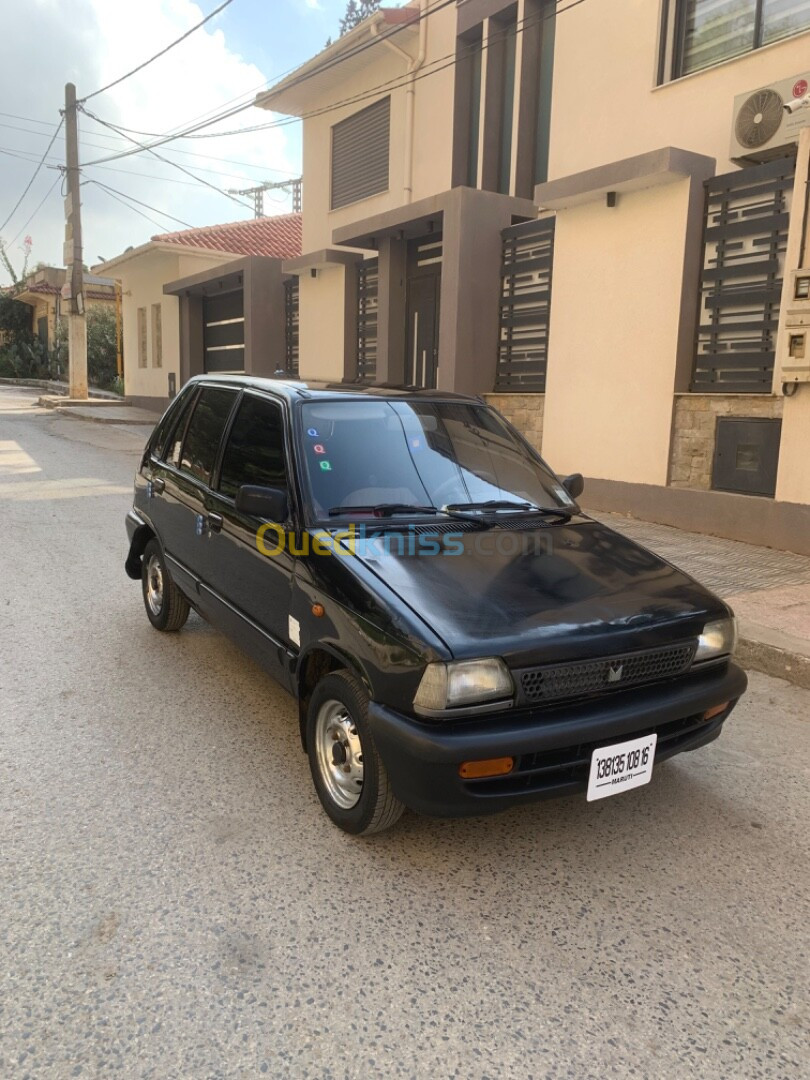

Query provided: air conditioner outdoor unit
[730,73,810,163]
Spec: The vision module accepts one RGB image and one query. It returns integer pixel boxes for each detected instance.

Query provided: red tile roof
[152,212,302,259]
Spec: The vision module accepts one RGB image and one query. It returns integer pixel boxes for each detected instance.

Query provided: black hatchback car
[125,376,746,834]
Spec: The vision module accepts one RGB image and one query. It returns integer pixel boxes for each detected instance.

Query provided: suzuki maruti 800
[126,377,746,834]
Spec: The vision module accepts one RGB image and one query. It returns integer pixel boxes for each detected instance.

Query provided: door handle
[152,477,165,494]
[207,512,223,533]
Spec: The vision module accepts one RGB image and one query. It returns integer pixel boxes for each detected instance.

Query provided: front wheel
[307,669,405,835]
[141,538,190,632]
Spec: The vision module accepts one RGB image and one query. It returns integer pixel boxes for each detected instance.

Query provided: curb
[737,621,810,690]
[54,408,156,427]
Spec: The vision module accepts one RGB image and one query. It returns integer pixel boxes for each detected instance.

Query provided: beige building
[97,215,302,411]
[262,1,810,553]
[14,266,116,355]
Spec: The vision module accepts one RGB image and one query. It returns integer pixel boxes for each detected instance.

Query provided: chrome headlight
[694,617,737,662]
[414,658,514,715]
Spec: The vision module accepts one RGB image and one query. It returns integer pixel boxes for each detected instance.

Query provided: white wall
[542,178,693,485]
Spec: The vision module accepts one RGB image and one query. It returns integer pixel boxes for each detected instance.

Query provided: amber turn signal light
[704,702,729,721]
[458,757,515,780]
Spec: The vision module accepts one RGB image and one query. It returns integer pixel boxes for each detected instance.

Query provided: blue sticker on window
[307,428,319,438]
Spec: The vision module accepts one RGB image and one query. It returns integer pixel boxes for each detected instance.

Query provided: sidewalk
[596,512,810,690]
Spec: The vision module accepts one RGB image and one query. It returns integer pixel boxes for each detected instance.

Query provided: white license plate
[587,733,658,802]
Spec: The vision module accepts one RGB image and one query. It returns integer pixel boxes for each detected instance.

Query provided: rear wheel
[141,538,189,632]
[307,669,405,835]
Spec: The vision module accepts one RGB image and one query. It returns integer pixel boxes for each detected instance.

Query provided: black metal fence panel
[357,258,378,382]
[692,153,796,393]
[284,277,299,377]
[496,216,555,392]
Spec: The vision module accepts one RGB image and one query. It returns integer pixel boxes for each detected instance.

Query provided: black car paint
[126,376,747,818]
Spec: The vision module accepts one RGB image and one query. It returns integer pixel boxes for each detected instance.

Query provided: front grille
[519,643,696,705]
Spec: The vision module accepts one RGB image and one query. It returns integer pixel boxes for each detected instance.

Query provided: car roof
[186,374,481,404]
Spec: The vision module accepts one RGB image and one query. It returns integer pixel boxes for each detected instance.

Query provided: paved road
[1,385,808,1080]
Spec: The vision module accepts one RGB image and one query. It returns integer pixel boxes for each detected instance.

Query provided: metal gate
[284,277,299,377]
[495,216,555,392]
[203,290,244,373]
[357,258,378,382]
[692,154,796,393]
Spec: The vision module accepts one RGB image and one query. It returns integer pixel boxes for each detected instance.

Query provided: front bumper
[369,662,747,817]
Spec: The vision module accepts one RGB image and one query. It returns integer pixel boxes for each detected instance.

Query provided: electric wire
[79,0,236,103]
[86,179,193,228]
[0,116,64,233]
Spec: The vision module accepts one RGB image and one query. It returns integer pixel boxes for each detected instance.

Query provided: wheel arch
[125,522,156,579]
[295,644,373,752]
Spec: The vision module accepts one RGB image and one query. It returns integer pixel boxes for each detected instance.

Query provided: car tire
[141,538,190,632]
[307,669,405,835]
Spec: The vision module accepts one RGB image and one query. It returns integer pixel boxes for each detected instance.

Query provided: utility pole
[227,178,303,218]
[63,83,87,399]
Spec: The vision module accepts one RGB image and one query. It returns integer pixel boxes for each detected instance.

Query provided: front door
[405,235,442,389]
[201,392,295,683]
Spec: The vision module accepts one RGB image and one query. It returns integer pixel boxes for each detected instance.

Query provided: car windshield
[298,399,575,524]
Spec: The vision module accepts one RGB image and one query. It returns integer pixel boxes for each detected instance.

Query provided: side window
[218,395,287,500]
[178,387,237,485]
[151,387,192,461]
[162,387,199,466]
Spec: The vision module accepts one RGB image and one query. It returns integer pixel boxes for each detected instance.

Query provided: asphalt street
[0,384,808,1080]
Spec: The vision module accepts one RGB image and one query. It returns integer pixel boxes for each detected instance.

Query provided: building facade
[97,214,301,412]
[260,0,810,551]
[14,266,116,354]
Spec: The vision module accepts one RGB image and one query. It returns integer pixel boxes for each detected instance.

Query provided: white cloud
[0,0,299,284]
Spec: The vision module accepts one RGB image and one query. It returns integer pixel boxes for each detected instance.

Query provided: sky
[0,0,391,285]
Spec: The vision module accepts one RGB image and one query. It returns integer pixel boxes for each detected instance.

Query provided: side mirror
[235,484,288,521]
[562,473,584,500]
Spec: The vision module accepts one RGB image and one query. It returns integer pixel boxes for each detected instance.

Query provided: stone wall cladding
[483,393,545,453]
[669,394,784,490]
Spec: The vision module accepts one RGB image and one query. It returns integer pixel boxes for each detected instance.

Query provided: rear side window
[151,387,193,461]
[218,395,287,500]
[163,388,199,467]
[178,387,237,485]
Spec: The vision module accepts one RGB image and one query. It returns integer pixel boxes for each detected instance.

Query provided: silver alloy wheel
[314,699,364,809]
[146,553,164,616]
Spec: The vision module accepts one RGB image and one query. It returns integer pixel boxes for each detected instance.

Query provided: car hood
[341,518,727,664]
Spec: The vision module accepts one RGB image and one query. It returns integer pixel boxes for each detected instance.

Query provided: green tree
[339,0,381,35]
[86,305,120,390]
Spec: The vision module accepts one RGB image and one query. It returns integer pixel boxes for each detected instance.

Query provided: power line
[82,0,580,164]
[0,116,64,233]
[0,117,300,176]
[79,0,236,104]
[9,174,61,247]
[87,179,186,232]
[86,179,193,228]
[80,107,255,212]
[81,0,459,166]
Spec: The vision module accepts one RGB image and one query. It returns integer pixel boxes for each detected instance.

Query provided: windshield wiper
[328,503,442,517]
[444,499,574,520]
[327,503,487,526]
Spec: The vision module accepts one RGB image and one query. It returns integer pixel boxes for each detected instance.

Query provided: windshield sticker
[307,428,319,438]
[319,460,332,471]
[313,444,326,454]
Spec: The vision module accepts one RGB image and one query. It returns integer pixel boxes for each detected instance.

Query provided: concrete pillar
[179,294,204,386]
[376,237,407,384]
[438,188,514,396]
[68,314,87,399]
[244,259,285,377]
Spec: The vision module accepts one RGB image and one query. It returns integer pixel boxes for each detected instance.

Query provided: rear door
[156,385,239,594]
[200,392,295,681]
